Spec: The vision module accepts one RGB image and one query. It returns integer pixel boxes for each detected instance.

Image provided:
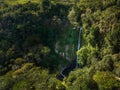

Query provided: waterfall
[57,27,82,79]
[76,27,82,68]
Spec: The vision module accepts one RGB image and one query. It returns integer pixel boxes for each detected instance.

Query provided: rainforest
[0,0,120,90]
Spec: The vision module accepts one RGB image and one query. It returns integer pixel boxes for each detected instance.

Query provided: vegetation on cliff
[0,0,120,90]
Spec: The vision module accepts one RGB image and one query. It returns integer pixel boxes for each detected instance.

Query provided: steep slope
[0,0,120,90]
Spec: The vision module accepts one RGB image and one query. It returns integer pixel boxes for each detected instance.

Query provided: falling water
[57,27,82,79]
[76,27,82,68]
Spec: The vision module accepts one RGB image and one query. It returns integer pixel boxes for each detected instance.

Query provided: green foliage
[70,1,120,90]
[96,55,114,71]
[77,44,98,67]
[66,67,97,90]
[12,63,34,78]
[13,80,31,90]
[12,67,65,90]
[41,46,51,55]
[0,0,71,71]
[0,0,119,90]
[2,0,43,5]
[68,7,79,26]
[105,28,120,53]
[113,62,120,77]
[0,72,14,90]
[113,54,120,76]
[14,58,25,65]
[93,71,120,90]
[6,47,15,59]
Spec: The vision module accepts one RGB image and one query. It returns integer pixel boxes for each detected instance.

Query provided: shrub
[66,67,98,90]
[0,72,14,90]
[12,80,31,90]
[93,71,120,90]
[105,28,120,53]
[96,55,114,71]
[112,53,120,62]
[77,44,98,67]
[68,7,79,26]
[14,58,25,65]
[113,62,120,77]
[12,63,34,78]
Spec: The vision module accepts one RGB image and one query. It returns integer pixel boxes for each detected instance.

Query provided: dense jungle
[0,0,120,90]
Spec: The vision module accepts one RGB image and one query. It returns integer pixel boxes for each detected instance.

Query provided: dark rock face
[56,61,76,80]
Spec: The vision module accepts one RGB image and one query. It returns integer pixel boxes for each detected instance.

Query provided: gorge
[0,0,120,90]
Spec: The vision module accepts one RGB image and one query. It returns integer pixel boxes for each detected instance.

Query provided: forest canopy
[0,0,120,90]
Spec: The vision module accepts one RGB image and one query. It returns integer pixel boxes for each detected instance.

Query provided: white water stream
[76,27,82,68]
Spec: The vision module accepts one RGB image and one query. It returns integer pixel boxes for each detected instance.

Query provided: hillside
[0,0,120,90]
